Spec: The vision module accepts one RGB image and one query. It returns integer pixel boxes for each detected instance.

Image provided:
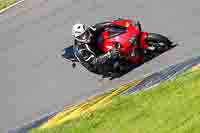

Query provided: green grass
[0,0,16,11]
[31,69,200,133]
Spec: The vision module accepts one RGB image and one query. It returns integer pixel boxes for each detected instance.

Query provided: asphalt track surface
[1,0,200,132]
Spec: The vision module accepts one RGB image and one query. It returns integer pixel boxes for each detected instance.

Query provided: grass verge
[0,0,16,11]
[31,68,200,133]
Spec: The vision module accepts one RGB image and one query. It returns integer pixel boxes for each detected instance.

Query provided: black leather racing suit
[73,21,118,73]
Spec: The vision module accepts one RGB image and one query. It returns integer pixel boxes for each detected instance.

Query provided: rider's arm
[74,40,111,65]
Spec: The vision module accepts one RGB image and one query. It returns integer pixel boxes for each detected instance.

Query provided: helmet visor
[75,30,90,42]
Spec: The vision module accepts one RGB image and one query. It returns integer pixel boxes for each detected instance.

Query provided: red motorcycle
[62,18,174,78]
[96,18,173,64]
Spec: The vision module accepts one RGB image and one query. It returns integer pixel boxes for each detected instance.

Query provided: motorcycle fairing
[97,19,141,55]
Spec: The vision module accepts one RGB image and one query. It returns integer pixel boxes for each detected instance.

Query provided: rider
[72,21,120,73]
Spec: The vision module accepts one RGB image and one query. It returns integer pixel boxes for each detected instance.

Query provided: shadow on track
[61,44,178,80]
[108,44,178,80]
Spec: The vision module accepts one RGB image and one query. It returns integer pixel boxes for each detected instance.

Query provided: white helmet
[72,24,86,38]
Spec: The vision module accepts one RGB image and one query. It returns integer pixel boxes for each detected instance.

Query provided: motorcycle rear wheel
[145,33,173,52]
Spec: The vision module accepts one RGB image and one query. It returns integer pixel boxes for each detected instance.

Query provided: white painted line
[0,0,25,14]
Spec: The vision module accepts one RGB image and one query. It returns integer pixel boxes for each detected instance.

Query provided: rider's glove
[109,47,119,59]
[110,42,121,58]
[96,48,118,64]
